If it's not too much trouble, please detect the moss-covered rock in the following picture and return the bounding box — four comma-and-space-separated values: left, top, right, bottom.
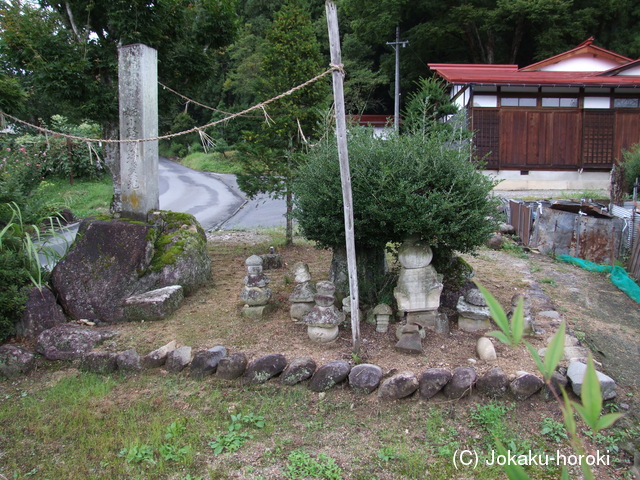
51, 211, 211, 322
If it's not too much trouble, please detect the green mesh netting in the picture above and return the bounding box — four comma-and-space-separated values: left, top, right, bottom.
557, 255, 640, 304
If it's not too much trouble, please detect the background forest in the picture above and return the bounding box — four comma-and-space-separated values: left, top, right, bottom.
1, 0, 639, 152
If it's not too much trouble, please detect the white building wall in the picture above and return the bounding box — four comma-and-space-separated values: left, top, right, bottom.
485, 169, 610, 191
540, 55, 621, 72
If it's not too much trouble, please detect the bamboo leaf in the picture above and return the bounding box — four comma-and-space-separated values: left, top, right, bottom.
581, 461, 596, 480
511, 297, 524, 346
596, 412, 623, 432
576, 355, 603, 431
524, 341, 547, 378
487, 330, 512, 346
560, 388, 577, 437
543, 321, 566, 381
474, 281, 511, 344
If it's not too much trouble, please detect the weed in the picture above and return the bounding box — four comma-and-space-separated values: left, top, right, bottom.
470, 401, 512, 439
164, 420, 187, 440
208, 412, 265, 454
540, 416, 568, 443
159, 443, 191, 462
118, 443, 156, 465
284, 449, 343, 480
376, 447, 399, 462
502, 241, 528, 259
350, 352, 364, 365
540, 277, 557, 286
209, 429, 253, 455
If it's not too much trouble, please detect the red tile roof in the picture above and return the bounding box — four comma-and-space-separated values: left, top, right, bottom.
428, 39, 639, 87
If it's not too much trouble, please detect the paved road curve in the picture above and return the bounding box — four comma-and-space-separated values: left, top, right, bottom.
159, 157, 245, 231
37, 158, 286, 269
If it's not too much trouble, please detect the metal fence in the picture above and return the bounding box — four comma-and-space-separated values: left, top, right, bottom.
628, 226, 640, 281
508, 200, 533, 246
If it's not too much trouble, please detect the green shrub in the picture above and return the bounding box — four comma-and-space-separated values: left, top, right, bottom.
0, 250, 30, 340
0, 202, 49, 341
293, 126, 498, 300
622, 143, 640, 193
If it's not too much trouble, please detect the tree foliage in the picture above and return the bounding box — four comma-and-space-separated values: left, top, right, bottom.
293, 127, 498, 255
236, 0, 329, 244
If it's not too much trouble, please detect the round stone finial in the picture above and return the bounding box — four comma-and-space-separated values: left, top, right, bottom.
293, 262, 312, 283
245, 255, 263, 267
372, 303, 393, 316
398, 239, 433, 269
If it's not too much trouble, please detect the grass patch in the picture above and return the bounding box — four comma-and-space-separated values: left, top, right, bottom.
179, 151, 244, 175
0, 372, 576, 480
43, 176, 113, 219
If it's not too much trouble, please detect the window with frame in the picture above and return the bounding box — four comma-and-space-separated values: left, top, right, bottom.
501, 97, 536, 107
613, 98, 639, 108
541, 98, 578, 107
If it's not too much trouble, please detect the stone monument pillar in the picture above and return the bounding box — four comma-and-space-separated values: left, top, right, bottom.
118, 43, 159, 220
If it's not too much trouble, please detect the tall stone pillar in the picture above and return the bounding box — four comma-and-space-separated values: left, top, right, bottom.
118, 44, 159, 219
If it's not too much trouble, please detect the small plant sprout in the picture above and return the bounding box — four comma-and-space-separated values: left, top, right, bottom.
474, 281, 623, 480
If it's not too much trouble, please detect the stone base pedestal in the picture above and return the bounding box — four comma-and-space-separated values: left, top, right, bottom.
395, 331, 423, 354
307, 325, 339, 344
242, 304, 274, 320
458, 315, 491, 332
407, 310, 450, 334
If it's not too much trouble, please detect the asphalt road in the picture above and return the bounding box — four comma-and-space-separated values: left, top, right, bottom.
37, 158, 286, 269
158, 158, 245, 231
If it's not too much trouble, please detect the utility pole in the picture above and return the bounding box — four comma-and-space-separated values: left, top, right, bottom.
387, 26, 408, 131
326, 0, 361, 354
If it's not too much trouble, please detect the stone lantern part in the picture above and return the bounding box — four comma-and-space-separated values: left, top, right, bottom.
372, 303, 393, 333
289, 262, 316, 321
302, 280, 344, 344
241, 255, 272, 319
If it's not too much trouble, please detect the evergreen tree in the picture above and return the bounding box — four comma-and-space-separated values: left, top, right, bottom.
236, 0, 329, 245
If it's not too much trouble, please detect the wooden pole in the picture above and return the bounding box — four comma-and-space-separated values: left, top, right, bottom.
325, 1, 361, 354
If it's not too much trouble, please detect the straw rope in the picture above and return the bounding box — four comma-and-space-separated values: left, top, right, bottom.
0, 65, 341, 145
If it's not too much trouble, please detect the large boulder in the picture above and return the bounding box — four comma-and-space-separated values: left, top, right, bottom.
476, 367, 509, 398
123, 286, 184, 322
443, 367, 477, 399
378, 372, 419, 400
349, 364, 383, 394
80, 352, 118, 374
16, 287, 67, 339
51, 219, 154, 322
217, 352, 248, 380
142, 341, 177, 369
567, 361, 617, 400
418, 368, 452, 399
51, 212, 211, 323
36, 324, 118, 361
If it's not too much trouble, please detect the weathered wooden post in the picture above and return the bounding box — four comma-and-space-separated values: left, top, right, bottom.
325, 1, 361, 353
118, 43, 159, 219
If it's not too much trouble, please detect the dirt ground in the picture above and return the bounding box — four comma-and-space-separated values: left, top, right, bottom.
111, 231, 639, 402
4, 230, 639, 479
